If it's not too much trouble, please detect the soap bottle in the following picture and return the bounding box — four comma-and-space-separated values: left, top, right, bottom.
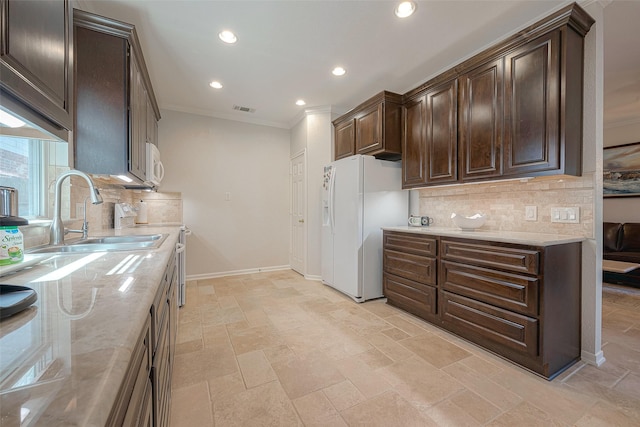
136, 199, 148, 224
0, 225, 24, 265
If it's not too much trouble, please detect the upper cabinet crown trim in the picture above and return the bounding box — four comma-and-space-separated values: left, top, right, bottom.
332, 90, 402, 126
404, 2, 594, 100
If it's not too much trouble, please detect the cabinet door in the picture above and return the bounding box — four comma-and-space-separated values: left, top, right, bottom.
355, 103, 382, 154
503, 31, 560, 177
334, 119, 355, 160
425, 79, 458, 184
0, 0, 72, 133
146, 96, 158, 146
459, 59, 503, 181
402, 95, 427, 188
75, 25, 129, 175
129, 52, 145, 181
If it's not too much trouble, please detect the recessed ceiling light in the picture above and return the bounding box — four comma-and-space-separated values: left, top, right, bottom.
209, 81, 223, 89
395, 1, 416, 18
296, 100, 306, 106
332, 66, 346, 76
218, 30, 237, 44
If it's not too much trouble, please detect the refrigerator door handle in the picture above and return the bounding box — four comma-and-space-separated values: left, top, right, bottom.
329, 167, 336, 234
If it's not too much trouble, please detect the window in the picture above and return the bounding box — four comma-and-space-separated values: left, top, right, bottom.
0, 135, 69, 219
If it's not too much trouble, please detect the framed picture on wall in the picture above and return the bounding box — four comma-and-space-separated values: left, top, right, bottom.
603, 141, 640, 197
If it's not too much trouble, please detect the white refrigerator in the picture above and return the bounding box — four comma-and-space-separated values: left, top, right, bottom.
321, 155, 408, 302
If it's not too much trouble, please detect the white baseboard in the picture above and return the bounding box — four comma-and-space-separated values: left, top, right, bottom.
581, 349, 606, 367
186, 265, 291, 281
304, 274, 322, 281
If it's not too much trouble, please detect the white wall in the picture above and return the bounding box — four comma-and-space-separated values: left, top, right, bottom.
159, 110, 291, 277
603, 121, 640, 223
290, 107, 332, 279
305, 109, 332, 278
582, 0, 605, 367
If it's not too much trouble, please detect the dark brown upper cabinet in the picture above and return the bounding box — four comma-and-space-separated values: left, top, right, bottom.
73, 9, 160, 184
458, 58, 503, 181
401, 2, 593, 189
402, 95, 427, 187
0, 0, 73, 140
333, 91, 402, 161
503, 26, 586, 178
404, 79, 458, 189
425, 79, 458, 185
334, 119, 355, 161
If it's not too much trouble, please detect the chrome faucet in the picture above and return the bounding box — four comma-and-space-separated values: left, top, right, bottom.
50, 170, 103, 245
66, 196, 91, 240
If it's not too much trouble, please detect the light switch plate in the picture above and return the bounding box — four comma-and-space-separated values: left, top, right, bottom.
550, 207, 580, 223
525, 206, 537, 221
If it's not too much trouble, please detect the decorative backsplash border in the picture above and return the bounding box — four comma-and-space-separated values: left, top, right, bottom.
417, 173, 595, 238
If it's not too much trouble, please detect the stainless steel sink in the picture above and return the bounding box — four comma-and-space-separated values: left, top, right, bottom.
78, 234, 167, 245
27, 234, 169, 254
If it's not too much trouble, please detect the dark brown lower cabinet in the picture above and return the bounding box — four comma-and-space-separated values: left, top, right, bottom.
383, 232, 438, 322
383, 274, 437, 321
383, 231, 581, 379
109, 248, 177, 427
151, 249, 178, 427
108, 317, 152, 427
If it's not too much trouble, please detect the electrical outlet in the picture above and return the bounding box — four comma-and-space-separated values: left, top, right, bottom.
550, 207, 580, 223
525, 206, 537, 221
225, 192, 231, 201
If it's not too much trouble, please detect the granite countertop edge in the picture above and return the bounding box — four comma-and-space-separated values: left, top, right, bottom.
382, 226, 587, 246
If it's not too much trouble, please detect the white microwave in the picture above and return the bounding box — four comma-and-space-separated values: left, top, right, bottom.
146, 142, 165, 186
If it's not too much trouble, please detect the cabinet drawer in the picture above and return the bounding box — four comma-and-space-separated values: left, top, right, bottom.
441, 291, 538, 358
441, 261, 539, 316
384, 232, 437, 257
383, 273, 436, 320
384, 249, 436, 285
441, 239, 539, 274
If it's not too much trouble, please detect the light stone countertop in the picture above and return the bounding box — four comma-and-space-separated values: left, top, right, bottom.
382, 226, 586, 246
0, 225, 182, 426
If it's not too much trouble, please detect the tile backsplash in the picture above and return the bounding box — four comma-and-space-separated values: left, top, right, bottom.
417, 173, 594, 238
22, 176, 182, 248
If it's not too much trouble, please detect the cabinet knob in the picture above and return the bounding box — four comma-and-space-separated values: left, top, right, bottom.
298, 219, 304, 223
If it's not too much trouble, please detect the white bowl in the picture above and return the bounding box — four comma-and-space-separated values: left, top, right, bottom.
451, 213, 486, 231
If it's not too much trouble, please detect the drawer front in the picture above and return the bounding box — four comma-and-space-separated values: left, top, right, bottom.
383, 273, 437, 319
441, 291, 538, 358
384, 249, 436, 285
384, 231, 437, 257
441, 261, 539, 316
441, 239, 539, 274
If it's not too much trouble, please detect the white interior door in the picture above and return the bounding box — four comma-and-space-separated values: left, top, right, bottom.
290, 151, 306, 274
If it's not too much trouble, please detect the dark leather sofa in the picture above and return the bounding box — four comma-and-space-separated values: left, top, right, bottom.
603, 222, 640, 287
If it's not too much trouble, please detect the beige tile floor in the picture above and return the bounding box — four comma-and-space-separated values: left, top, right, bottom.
169, 270, 640, 426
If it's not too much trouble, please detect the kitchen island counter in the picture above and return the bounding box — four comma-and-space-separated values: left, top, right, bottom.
0, 226, 181, 426
382, 226, 586, 247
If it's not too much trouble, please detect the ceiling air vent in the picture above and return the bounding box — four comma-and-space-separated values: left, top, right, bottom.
233, 105, 256, 113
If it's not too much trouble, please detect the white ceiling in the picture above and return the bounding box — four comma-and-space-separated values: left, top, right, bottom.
79, 0, 639, 130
